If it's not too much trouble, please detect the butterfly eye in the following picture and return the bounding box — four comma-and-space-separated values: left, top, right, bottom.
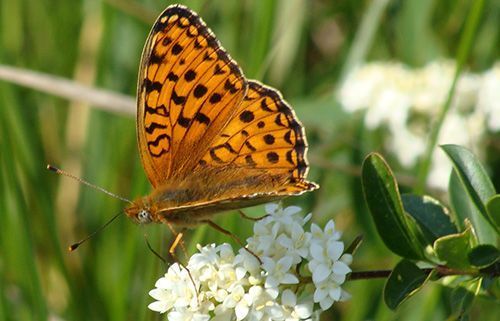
137, 209, 152, 224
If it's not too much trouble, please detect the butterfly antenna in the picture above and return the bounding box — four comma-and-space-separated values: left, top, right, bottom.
47, 164, 133, 204
69, 210, 123, 251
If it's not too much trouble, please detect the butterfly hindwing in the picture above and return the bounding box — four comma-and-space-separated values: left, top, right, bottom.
198, 80, 318, 195
137, 5, 247, 187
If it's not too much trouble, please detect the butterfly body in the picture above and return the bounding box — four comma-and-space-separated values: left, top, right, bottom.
125, 165, 315, 227
128, 5, 318, 228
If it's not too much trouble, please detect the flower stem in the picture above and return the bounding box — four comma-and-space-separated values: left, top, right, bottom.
347, 264, 500, 281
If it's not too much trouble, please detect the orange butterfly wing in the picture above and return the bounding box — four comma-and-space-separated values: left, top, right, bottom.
197, 80, 318, 196
137, 5, 247, 188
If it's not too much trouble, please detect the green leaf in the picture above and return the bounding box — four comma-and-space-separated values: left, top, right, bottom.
449, 170, 470, 231
384, 259, 430, 310
362, 153, 425, 260
345, 235, 363, 255
448, 282, 478, 321
402, 194, 458, 245
486, 195, 500, 230
442, 144, 499, 239
468, 244, 500, 268
434, 224, 476, 270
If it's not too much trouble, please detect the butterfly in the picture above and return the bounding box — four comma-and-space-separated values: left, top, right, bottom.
124, 4, 318, 233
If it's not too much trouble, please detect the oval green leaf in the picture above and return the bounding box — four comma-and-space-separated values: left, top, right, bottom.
449, 170, 470, 231
468, 244, 500, 268
384, 259, 430, 310
434, 224, 475, 270
486, 195, 500, 230
402, 194, 458, 244
362, 153, 425, 260
448, 282, 478, 320
441, 144, 499, 239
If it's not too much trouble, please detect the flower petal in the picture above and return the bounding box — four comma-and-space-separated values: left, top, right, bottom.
332, 261, 351, 275
312, 264, 330, 284
265, 203, 279, 214
281, 273, 299, 284
314, 287, 327, 302
319, 296, 334, 311
148, 301, 169, 313
281, 289, 297, 306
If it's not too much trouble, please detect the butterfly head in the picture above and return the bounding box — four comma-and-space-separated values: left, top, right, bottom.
125, 200, 156, 224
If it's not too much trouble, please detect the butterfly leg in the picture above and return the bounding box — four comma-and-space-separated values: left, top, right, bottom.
168, 231, 185, 258
203, 219, 262, 265
164, 223, 190, 260
165, 224, 199, 298
144, 234, 168, 266
238, 209, 269, 221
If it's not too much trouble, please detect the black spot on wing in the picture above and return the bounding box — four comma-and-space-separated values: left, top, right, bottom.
167, 72, 179, 82
177, 115, 191, 128
172, 90, 186, 105
184, 70, 196, 81
209, 148, 224, 163
194, 84, 208, 98
149, 53, 163, 64
261, 98, 273, 112
224, 79, 238, 94
209, 93, 222, 104
286, 150, 294, 165
145, 103, 169, 117
267, 152, 279, 164
239, 110, 254, 123
145, 122, 168, 134
147, 134, 171, 156
263, 134, 275, 145
194, 112, 210, 125
145, 79, 163, 92
214, 64, 226, 75
162, 37, 173, 46
245, 155, 256, 166
171, 43, 183, 55
204, 51, 215, 61
245, 141, 256, 152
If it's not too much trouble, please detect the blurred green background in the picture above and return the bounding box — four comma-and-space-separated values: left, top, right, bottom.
0, 0, 499, 320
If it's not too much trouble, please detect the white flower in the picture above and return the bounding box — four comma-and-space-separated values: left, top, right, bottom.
313, 276, 344, 310
167, 309, 210, 321
277, 222, 311, 263
148, 204, 353, 319
221, 285, 252, 320
310, 220, 341, 245
477, 63, 500, 131
262, 256, 299, 289
148, 289, 173, 313
281, 290, 314, 321
307, 219, 351, 311
338, 60, 499, 190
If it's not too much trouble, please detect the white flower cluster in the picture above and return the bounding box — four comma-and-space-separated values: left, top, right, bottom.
148, 204, 352, 321
338, 60, 500, 190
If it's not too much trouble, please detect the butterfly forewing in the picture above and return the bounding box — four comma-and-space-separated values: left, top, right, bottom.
137, 5, 247, 187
